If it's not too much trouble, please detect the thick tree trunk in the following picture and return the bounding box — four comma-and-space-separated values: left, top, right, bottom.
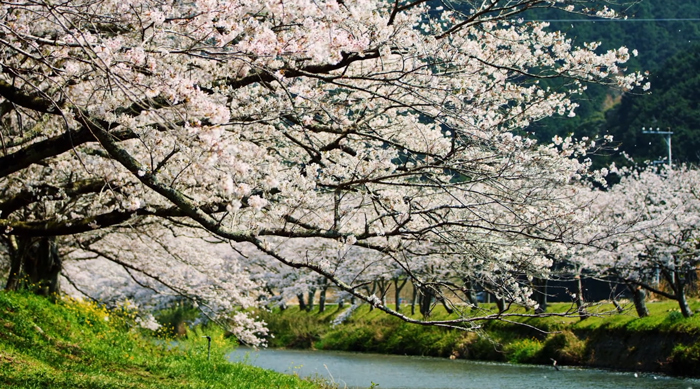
419, 287, 434, 317
297, 293, 307, 311
411, 282, 418, 315
393, 277, 407, 311
4, 236, 23, 291
462, 278, 479, 309
366, 282, 377, 311
574, 275, 587, 320
5, 236, 62, 296
377, 279, 389, 306
532, 277, 548, 313
674, 271, 693, 318
678, 292, 693, 318
306, 288, 316, 312
495, 296, 506, 313
629, 284, 649, 318
318, 285, 328, 313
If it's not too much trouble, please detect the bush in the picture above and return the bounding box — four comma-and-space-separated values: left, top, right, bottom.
504, 338, 543, 363
670, 343, 700, 375
462, 333, 505, 361
539, 331, 586, 365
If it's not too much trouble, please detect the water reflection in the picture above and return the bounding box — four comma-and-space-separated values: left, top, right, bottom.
227, 347, 698, 389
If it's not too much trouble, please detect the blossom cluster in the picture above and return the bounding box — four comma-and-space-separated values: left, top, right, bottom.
0, 0, 646, 333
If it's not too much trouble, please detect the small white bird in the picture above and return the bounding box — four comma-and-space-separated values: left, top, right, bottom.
550, 358, 560, 371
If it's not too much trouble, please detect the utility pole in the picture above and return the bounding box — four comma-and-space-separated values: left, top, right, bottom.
641, 127, 673, 170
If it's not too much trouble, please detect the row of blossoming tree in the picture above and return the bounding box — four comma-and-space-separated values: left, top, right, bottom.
242, 164, 700, 323
574, 166, 700, 318
2, 0, 687, 344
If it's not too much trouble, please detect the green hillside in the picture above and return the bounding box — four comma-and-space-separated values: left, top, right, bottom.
511, 0, 700, 160
0, 291, 330, 389
602, 44, 700, 164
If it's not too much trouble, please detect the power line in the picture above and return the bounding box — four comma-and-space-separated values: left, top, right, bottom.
525, 18, 700, 23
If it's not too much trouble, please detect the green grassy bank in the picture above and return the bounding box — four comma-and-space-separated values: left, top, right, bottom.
260, 300, 700, 377
0, 291, 331, 389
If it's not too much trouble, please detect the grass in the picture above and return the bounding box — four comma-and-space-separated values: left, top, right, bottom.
0, 291, 333, 389
259, 298, 700, 376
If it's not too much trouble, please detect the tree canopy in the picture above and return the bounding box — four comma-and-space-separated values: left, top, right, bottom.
0, 0, 646, 340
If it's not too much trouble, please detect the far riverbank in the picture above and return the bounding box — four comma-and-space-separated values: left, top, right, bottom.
258, 300, 700, 377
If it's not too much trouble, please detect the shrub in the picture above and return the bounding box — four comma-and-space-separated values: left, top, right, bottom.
539, 331, 586, 365
669, 343, 700, 375
504, 338, 543, 363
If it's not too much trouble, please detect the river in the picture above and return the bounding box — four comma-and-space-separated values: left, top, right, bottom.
227, 347, 698, 389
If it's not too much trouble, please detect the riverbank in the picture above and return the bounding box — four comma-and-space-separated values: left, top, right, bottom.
259, 300, 700, 377
0, 291, 332, 389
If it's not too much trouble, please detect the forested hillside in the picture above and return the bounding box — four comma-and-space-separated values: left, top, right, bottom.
544, 0, 700, 71
510, 0, 700, 162
603, 44, 700, 164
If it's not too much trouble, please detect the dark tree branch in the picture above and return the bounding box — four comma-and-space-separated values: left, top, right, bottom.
0, 179, 108, 216
0, 78, 62, 115
0, 126, 137, 179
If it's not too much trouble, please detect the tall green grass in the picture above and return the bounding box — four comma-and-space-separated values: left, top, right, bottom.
0, 291, 333, 389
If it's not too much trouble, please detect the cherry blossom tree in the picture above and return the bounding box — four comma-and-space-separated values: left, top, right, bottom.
538, 182, 624, 316
587, 166, 700, 318
64, 224, 272, 343
1, 0, 645, 335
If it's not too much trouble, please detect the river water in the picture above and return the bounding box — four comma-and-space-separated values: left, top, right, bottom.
227, 347, 698, 389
